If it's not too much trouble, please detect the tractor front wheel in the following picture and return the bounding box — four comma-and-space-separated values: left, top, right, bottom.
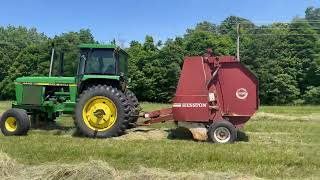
0, 108, 30, 136
74, 85, 130, 138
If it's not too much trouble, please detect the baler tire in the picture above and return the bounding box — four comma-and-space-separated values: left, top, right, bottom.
125, 89, 140, 128
208, 120, 237, 144
74, 85, 130, 138
0, 108, 30, 136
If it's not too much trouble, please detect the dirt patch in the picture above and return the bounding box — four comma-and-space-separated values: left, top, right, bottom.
0, 151, 261, 180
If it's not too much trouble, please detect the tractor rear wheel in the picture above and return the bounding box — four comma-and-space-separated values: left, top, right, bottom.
74, 85, 130, 138
208, 120, 237, 143
125, 89, 140, 128
0, 108, 30, 136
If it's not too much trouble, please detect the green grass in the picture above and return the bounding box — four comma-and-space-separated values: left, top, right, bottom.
0, 101, 11, 113
0, 102, 319, 179
140, 102, 171, 112
259, 105, 320, 115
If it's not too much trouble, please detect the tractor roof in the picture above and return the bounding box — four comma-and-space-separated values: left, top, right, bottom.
78, 43, 128, 56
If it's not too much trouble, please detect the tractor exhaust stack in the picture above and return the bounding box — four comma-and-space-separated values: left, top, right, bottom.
49, 44, 55, 77
60, 52, 64, 76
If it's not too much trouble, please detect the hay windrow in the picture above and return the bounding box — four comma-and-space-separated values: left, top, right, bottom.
252, 112, 320, 122
0, 152, 22, 179
119, 166, 260, 180
0, 151, 261, 180
22, 160, 116, 180
112, 127, 169, 140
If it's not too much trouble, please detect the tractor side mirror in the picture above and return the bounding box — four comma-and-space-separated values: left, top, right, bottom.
78, 55, 86, 75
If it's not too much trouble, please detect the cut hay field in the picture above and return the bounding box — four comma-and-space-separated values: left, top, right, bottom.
0, 101, 319, 179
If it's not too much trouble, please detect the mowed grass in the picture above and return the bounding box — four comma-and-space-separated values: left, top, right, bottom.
259, 105, 320, 115
0, 101, 319, 179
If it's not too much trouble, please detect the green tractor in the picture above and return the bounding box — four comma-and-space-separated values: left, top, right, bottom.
0, 44, 140, 138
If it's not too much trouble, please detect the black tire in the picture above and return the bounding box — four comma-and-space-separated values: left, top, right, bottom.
0, 108, 30, 136
125, 89, 140, 128
74, 85, 130, 138
208, 120, 237, 143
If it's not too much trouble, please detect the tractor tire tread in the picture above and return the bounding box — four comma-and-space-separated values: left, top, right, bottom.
74, 85, 130, 138
0, 108, 30, 136
125, 89, 140, 127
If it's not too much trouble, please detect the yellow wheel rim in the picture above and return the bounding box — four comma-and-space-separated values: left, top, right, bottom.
5, 117, 17, 132
82, 96, 117, 131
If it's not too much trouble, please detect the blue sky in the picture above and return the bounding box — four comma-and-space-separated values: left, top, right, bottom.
0, 0, 319, 44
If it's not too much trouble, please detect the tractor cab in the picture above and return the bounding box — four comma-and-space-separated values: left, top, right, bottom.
76, 44, 129, 92
77, 44, 128, 77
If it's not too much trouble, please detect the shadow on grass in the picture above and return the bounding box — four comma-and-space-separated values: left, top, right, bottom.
237, 130, 249, 142
32, 122, 249, 142
167, 128, 249, 142
31, 121, 78, 136
31, 120, 66, 130
167, 127, 193, 140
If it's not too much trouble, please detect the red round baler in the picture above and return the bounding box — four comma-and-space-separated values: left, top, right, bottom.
144, 52, 258, 143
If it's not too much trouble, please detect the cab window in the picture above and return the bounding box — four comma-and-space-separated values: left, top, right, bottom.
85, 49, 116, 75
119, 52, 128, 75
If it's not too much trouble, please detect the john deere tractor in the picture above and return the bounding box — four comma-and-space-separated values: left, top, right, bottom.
0, 44, 140, 138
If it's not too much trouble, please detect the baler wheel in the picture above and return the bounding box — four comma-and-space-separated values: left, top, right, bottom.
125, 89, 140, 128
74, 85, 130, 138
0, 108, 30, 136
208, 120, 237, 143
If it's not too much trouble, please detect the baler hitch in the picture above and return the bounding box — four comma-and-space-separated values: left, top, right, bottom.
140, 108, 173, 125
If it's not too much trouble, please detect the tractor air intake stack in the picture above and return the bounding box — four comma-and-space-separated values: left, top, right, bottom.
60, 52, 64, 76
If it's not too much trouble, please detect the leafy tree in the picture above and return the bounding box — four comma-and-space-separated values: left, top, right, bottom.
186, 21, 218, 34
0, 43, 50, 98
51, 29, 94, 76
267, 74, 300, 104
305, 7, 320, 32
184, 23, 235, 56
127, 36, 183, 102
0, 26, 48, 99
303, 86, 320, 104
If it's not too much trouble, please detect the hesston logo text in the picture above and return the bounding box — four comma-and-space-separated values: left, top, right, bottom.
172, 103, 207, 108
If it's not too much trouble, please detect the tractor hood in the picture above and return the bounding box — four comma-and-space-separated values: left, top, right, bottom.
15, 76, 76, 85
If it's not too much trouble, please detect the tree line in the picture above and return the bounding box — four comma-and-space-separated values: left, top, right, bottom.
0, 7, 319, 105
